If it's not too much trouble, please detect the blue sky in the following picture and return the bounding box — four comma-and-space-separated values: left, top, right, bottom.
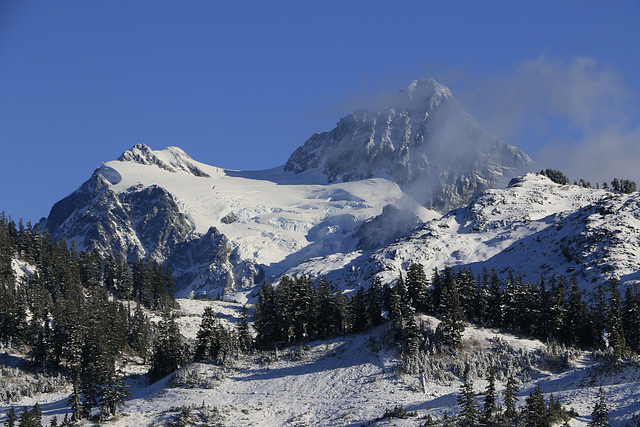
1, 1, 639, 222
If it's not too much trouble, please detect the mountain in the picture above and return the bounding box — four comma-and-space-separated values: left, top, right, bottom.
285, 79, 532, 212
287, 173, 640, 289
43, 79, 535, 295
43, 144, 434, 296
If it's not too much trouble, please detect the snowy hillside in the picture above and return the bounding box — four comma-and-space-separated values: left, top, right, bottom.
3, 298, 639, 426
288, 173, 640, 289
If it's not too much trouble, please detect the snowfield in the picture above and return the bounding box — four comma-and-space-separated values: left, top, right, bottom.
2, 298, 639, 426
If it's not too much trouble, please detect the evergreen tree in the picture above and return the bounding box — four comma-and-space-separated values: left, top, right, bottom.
623, 283, 640, 354
254, 280, 280, 348
406, 261, 429, 311
565, 276, 592, 347
5, 406, 17, 427
127, 304, 152, 362
457, 374, 477, 426
403, 304, 422, 355
98, 371, 130, 420
607, 279, 626, 358
503, 376, 519, 421
520, 386, 549, 427
32, 404, 42, 427
486, 269, 502, 327
590, 283, 609, 350
148, 313, 186, 383
388, 279, 405, 334
194, 306, 237, 365
237, 305, 253, 354
481, 367, 497, 425
366, 277, 385, 327
588, 388, 610, 427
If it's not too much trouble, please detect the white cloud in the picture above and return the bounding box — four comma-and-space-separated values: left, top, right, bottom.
455, 55, 640, 184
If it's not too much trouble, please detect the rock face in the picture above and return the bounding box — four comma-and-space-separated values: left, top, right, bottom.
44, 160, 262, 295
119, 143, 211, 177
285, 79, 532, 212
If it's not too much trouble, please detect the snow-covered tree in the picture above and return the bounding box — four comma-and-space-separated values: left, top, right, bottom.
588, 388, 610, 427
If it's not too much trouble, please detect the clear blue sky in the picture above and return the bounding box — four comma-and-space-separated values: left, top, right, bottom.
1, 0, 639, 222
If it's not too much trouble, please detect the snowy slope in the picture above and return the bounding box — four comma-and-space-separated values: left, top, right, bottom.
289, 173, 640, 289
3, 299, 639, 426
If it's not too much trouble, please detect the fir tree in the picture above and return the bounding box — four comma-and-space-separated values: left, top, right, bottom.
127, 304, 152, 362
503, 376, 519, 421
481, 367, 497, 425
588, 388, 610, 427
148, 313, 186, 383
237, 305, 253, 354
607, 279, 626, 358
32, 404, 42, 427
406, 261, 428, 311
520, 386, 549, 427
457, 373, 477, 426
5, 406, 17, 427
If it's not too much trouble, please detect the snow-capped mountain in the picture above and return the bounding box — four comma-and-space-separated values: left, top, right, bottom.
288, 173, 640, 290
285, 79, 532, 212
44, 144, 435, 296
44, 79, 536, 296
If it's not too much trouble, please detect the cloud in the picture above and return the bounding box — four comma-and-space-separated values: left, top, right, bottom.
455, 55, 640, 184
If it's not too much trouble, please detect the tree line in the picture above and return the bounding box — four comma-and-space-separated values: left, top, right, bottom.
0, 213, 175, 422
540, 168, 637, 193
251, 262, 640, 361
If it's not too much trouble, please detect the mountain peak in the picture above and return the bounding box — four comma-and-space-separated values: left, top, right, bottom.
284, 78, 532, 211
390, 78, 453, 111
118, 144, 210, 178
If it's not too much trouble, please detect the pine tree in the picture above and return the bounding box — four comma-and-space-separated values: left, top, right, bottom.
521, 386, 549, 427
127, 304, 152, 362
588, 388, 610, 427
32, 404, 42, 427
486, 269, 502, 327
254, 280, 280, 348
503, 376, 519, 421
457, 374, 477, 426
388, 280, 405, 334
607, 279, 626, 358
5, 406, 17, 427
98, 372, 130, 420
18, 406, 32, 427
195, 306, 236, 365
590, 283, 609, 350
237, 305, 253, 354
565, 276, 591, 347
148, 313, 186, 383
481, 367, 497, 425
406, 261, 428, 311
623, 283, 640, 354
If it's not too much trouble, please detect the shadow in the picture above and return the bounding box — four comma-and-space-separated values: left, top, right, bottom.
223, 167, 328, 186
0, 352, 27, 369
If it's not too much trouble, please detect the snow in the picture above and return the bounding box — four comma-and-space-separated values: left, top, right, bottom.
293, 173, 640, 291
3, 301, 639, 426
97, 147, 436, 289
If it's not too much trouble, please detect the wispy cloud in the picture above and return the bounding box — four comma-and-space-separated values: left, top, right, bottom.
455, 55, 640, 184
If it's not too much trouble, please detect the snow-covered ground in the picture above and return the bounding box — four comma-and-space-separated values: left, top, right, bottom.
2, 298, 639, 426
290, 173, 640, 291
